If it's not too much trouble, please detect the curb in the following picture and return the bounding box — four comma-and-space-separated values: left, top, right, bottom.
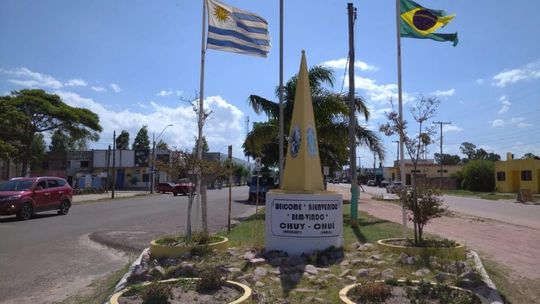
469, 250, 504, 304
104, 247, 150, 304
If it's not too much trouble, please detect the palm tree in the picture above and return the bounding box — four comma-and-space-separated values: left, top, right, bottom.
243, 65, 384, 173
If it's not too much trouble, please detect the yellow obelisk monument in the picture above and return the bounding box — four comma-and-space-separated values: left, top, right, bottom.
265, 51, 343, 255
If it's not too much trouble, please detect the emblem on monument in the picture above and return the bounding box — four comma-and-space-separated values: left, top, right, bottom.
290, 125, 301, 158
306, 127, 317, 157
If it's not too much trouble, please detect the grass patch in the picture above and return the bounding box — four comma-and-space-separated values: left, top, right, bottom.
482, 258, 540, 304
442, 190, 516, 201
58, 262, 130, 304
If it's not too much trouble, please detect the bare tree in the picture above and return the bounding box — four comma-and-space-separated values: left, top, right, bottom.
379, 96, 440, 245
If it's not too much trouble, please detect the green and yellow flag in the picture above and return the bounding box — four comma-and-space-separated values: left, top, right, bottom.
400, 0, 458, 46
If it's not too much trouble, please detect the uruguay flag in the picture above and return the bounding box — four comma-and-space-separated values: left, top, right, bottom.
206, 0, 271, 57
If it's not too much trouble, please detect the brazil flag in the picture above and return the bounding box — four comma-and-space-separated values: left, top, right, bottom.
400, 0, 458, 46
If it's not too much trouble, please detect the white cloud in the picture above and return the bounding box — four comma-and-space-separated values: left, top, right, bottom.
491, 119, 505, 127
110, 83, 122, 93
432, 89, 455, 97
442, 125, 462, 132
65, 78, 87, 87
1, 67, 63, 89
491, 117, 532, 128
510, 117, 532, 128
55, 91, 245, 154
497, 95, 511, 114
137, 102, 147, 109
345, 75, 413, 104
92, 86, 106, 92
321, 58, 378, 71
157, 90, 174, 97
492, 61, 540, 87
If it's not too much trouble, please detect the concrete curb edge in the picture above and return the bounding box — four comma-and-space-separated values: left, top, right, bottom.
104, 247, 149, 304
469, 250, 504, 304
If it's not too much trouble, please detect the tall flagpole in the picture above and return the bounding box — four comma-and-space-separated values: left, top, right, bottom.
278, 0, 284, 185
396, 0, 407, 238
197, 0, 208, 232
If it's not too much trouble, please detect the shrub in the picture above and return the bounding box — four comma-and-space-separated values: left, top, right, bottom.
461, 160, 495, 192
196, 267, 225, 292
349, 281, 392, 302
141, 282, 172, 304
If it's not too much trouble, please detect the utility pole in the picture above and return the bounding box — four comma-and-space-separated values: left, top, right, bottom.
347, 2, 358, 227
227, 145, 233, 234
393, 140, 399, 181
106, 145, 111, 194
151, 133, 155, 194
433, 121, 451, 189
112, 131, 116, 199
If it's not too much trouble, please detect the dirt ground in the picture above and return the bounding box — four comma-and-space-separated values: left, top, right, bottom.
328, 185, 540, 281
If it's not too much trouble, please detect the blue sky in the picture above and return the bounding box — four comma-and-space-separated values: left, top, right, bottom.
1, 0, 539, 166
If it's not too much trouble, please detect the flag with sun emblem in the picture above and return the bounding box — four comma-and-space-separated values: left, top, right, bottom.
400, 0, 458, 46
206, 0, 270, 57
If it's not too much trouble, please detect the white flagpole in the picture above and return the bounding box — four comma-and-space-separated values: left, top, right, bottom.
278, 0, 284, 185
197, 0, 208, 233
396, 0, 407, 238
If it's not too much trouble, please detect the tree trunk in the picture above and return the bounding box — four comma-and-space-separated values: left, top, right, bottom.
201, 184, 208, 233
186, 192, 194, 243
20, 143, 32, 177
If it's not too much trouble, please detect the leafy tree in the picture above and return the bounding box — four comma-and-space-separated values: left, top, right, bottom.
459, 142, 476, 160
461, 160, 495, 192
380, 96, 440, 245
434, 153, 461, 165
244, 65, 384, 172
397, 182, 447, 244
459, 142, 500, 162
30, 133, 46, 172
156, 139, 169, 150
1, 89, 102, 176
116, 130, 130, 150
234, 165, 249, 185
133, 125, 150, 150
193, 136, 209, 154
522, 153, 540, 160
49, 129, 89, 152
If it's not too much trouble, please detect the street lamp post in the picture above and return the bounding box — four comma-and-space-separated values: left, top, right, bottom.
151, 124, 173, 194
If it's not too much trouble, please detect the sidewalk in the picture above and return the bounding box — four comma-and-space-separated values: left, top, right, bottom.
72, 190, 149, 203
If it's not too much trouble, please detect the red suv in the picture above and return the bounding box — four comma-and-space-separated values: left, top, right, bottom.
0, 177, 73, 220
157, 179, 195, 196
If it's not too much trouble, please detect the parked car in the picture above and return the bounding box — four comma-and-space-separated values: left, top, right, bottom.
177, 178, 195, 195
386, 181, 404, 194
157, 180, 195, 196
380, 180, 389, 188
248, 176, 275, 203
367, 179, 376, 186
0, 176, 73, 220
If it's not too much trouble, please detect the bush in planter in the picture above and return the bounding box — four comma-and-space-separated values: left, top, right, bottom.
397, 181, 447, 246
349, 281, 392, 303
141, 281, 173, 304
196, 267, 226, 293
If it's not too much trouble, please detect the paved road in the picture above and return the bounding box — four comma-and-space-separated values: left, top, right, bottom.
0, 187, 255, 304
337, 183, 540, 230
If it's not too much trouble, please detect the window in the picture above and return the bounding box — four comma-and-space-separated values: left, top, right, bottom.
521, 170, 532, 181
80, 161, 89, 168
56, 179, 66, 186
496, 172, 506, 181
37, 181, 47, 189
437, 169, 448, 173
47, 179, 59, 188
410, 170, 421, 173
142, 174, 149, 182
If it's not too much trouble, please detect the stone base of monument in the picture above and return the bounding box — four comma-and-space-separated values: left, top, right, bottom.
265, 191, 343, 256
